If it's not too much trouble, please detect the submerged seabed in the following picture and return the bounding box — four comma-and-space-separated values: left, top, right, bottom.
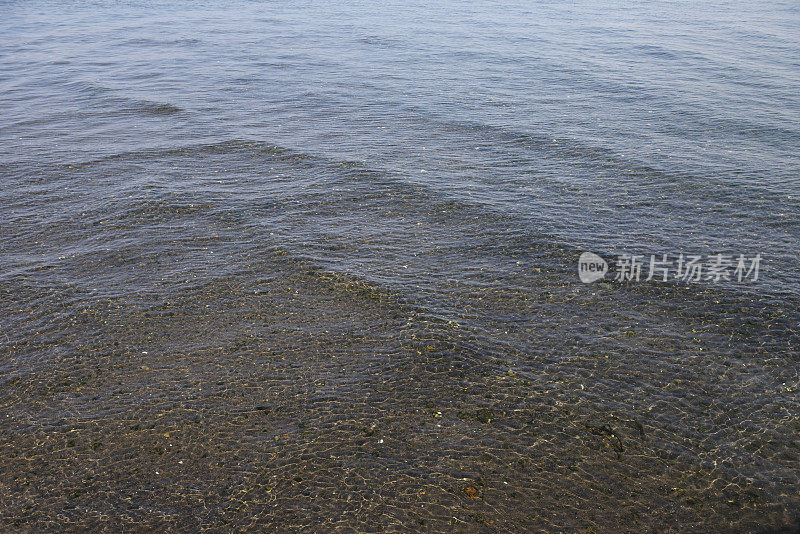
0, 142, 798, 532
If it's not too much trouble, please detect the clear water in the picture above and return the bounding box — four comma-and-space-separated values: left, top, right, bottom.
1, 0, 799, 531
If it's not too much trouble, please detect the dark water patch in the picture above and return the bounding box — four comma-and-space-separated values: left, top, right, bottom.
119, 37, 201, 47
127, 101, 183, 115
357, 35, 405, 49
51, 140, 321, 170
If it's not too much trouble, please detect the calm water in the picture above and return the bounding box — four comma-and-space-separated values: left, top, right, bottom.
1, 0, 799, 531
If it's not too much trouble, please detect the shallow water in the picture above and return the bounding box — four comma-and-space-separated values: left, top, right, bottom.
1, 0, 799, 531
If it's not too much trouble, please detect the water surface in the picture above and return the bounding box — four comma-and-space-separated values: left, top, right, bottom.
1, 0, 799, 531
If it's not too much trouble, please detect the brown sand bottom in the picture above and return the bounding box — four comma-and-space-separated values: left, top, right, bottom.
1, 264, 798, 532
